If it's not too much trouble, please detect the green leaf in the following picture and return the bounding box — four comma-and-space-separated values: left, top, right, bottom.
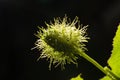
100, 24, 120, 80
108, 24, 120, 78
70, 74, 84, 80
100, 76, 110, 80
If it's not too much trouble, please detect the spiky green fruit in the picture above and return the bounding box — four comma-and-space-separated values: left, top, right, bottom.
34, 16, 89, 70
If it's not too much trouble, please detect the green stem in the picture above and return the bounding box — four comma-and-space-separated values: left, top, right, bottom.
104, 67, 120, 80
77, 48, 119, 80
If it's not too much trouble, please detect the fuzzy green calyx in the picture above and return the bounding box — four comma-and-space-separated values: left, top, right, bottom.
34, 16, 89, 70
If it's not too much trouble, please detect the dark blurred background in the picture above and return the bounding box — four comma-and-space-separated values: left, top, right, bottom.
1, 0, 120, 80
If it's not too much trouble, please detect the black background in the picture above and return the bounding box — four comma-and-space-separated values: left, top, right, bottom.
1, 0, 120, 80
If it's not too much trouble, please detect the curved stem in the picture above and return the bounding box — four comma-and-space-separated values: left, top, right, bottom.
77, 48, 119, 80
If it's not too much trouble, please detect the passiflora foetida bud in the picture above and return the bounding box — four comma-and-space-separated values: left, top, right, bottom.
33, 16, 89, 70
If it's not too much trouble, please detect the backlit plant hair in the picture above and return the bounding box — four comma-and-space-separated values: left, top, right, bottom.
34, 16, 89, 70
33, 16, 119, 80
